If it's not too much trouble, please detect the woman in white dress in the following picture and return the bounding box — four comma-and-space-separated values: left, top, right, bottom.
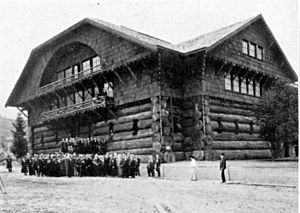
190, 155, 197, 181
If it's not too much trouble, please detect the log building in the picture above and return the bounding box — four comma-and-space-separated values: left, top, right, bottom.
6, 15, 297, 160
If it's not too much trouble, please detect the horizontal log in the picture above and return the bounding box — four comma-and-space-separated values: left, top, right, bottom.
33, 126, 49, 134
211, 121, 259, 133
209, 98, 251, 110
117, 103, 152, 117
212, 149, 272, 160
212, 141, 270, 150
112, 128, 153, 142
34, 147, 61, 154
93, 126, 110, 136
173, 142, 183, 151
34, 141, 61, 150
173, 132, 184, 143
209, 113, 255, 124
114, 121, 134, 133
182, 110, 195, 119
35, 131, 55, 138
34, 135, 57, 144
209, 105, 253, 116
137, 119, 152, 129
108, 147, 154, 155
182, 118, 194, 127
107, 137, 153, 151
213, 132, 262, 141
96, 111, 152, 128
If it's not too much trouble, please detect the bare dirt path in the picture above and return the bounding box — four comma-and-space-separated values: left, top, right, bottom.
0, 166, 297, 213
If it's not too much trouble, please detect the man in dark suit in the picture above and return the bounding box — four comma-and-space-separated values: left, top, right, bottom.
6, 155, 12, 172
220, 153, 226, 183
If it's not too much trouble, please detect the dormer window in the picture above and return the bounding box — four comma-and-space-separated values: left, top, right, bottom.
242, 40, 263, 60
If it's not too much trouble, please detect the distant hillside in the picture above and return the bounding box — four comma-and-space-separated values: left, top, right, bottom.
0, 115, 14, 138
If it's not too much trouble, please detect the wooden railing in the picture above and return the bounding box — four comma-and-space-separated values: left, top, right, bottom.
41, 96, 113, 121
39, 65, 103, 95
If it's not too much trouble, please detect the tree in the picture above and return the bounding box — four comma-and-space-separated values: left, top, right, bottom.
253, 81, 298, 158
11, 113, 28, 158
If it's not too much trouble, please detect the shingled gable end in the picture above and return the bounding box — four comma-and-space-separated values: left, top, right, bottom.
6, 15, 297, 161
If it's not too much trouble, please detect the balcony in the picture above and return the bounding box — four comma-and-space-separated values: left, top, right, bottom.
41, 95, 113, 121
39, 65, 104, 96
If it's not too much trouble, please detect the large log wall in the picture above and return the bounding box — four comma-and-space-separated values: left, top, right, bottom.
206, 97, 271, 160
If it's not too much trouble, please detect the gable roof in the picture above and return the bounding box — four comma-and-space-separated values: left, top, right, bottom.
6, 14, 297, 107
173, 16, 257, 53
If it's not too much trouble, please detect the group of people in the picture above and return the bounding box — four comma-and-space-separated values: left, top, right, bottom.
20, 152, 142, 178
60, 137, 108, 155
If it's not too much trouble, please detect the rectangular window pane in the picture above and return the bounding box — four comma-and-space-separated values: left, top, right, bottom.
73, 64, 79, 79
241, 78, 247, 94
248, 79, 254, 95
92, 56, 101, 72
66, 94, 73, 106
233, 77, 239, 92
57, 71, 64, 80
82, 59, 91, 76
84, 88, 92, 100
225, 74, 232, 90
242, 40, 248, 54
257, 46, 263, 60
249, 43, 256, 57
65, 67, 72, 83
255, 81, 261, 97
61, 95, 67, 107
75, 91, 83, 103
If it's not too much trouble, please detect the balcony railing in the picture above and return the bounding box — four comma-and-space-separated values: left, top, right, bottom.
41, 96, 113, 121
39, 65, 103, 95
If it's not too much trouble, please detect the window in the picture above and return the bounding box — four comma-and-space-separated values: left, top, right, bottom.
84, 88, 93, 100
75, 91, 83, 103
255, 81, 261, 97
57, 70, 65, 80
242, 40, 248, 54
257, 46, 263, 60
248, 79, 254, 96
224, 73, 261, 97
92, 85, 100, 97
103, 82, 113, 97
92, 56, 101, 72
241, 78, 247, 94
66, 93, 73, 106
61, 95, 67, 107
65, 67, 72, 83
82, 59, 91, 75
225, 74, 232, 90
233, 77, 239, 92
73, 64, 79, 79
249, 43, 256, 57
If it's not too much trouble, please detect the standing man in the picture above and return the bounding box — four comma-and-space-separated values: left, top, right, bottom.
6, 155, 12, 172
155, 154, 161, 177
220, 153, 226, 183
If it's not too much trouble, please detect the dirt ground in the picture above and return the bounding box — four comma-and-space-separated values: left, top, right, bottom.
0, 166, 297, 213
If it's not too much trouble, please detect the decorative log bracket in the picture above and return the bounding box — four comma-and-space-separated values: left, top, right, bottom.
127, 66, 137, 81
113, 70, 125, 85
17, 107, 28, 118
215, 62, 226, 75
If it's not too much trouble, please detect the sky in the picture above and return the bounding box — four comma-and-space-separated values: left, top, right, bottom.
0, 0, 298, 119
